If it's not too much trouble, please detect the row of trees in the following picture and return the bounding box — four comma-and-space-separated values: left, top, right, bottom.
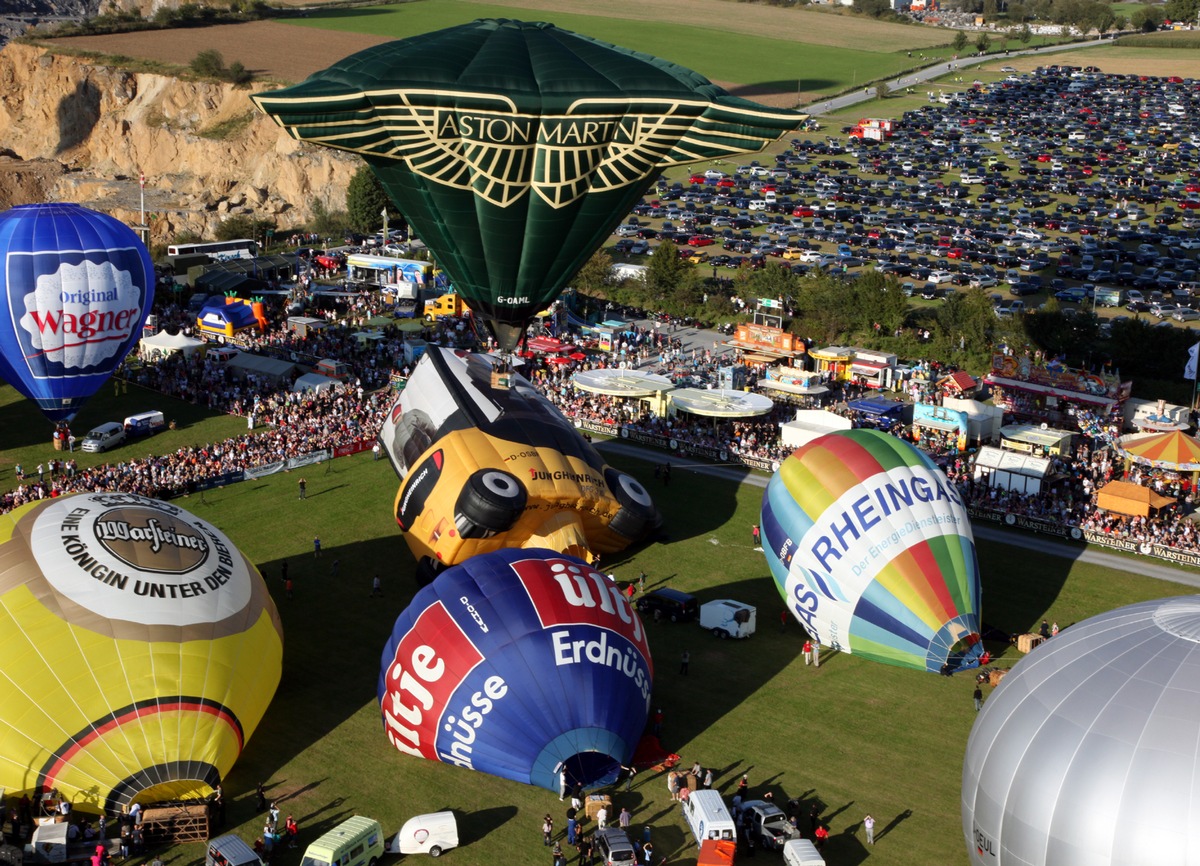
572, 244, 1194, 394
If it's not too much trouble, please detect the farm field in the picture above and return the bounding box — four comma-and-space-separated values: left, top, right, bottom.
47, 0, 944, 102
0, 378, 1196, 866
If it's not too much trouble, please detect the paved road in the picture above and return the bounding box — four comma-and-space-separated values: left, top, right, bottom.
595, 438, 1200, 590
806, 36, 1113, 115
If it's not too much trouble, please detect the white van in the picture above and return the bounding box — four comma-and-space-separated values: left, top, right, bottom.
386, 812, 458, 858
123, 410, 166, 438
300, 817, 384, 866
81, 421, 126, 453
783, 838, 826, 866
682, 790, 736, 846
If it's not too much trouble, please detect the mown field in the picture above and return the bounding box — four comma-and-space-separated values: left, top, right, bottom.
0, 378, 1196, 866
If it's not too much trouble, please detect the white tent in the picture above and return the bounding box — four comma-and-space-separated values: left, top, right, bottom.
139, 329, 205, 358
779, 409, 853, 449
942, 397, 1005, 444
292, 373, 341, 393
226, 352, 297, 382
972, 445, 1052, 494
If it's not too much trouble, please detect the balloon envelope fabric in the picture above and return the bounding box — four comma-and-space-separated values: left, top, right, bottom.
0, 493, 283, 813
379, 548, 652, 791
252, 18, 800, 350
761, 429, 982, 673
0, 203, 154, 422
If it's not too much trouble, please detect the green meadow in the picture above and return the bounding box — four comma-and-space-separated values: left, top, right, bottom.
0, 381, 1192, 866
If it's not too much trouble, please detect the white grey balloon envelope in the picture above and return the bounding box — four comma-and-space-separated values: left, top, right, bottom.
962, 596, 1200, 866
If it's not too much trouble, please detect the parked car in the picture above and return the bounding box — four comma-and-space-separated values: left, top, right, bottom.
738, 800, 801, 851
699, 600, 756, 639
595, 828, 637, 866
637, 588, 699, 623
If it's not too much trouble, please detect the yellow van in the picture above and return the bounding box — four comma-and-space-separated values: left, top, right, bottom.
300, 817, 384, 866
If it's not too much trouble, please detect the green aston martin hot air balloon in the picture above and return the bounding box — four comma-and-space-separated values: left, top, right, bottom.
252, 18, 802, 351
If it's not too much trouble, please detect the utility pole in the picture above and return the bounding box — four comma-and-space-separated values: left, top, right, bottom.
135, 171, 149, 247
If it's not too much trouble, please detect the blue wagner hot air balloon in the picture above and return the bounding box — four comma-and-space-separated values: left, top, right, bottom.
379, 549, 653, 791
0, 203, 155, 422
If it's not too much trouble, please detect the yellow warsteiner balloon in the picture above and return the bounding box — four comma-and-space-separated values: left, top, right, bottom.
0, 493, 282, 813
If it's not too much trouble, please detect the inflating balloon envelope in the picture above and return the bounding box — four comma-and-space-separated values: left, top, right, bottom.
761, 430, 983, 673
0, 203, 155, 423
379, 346, 660, 574
252, 18, 801, 350
0, 493, 283, 813
379, 548, 652, 791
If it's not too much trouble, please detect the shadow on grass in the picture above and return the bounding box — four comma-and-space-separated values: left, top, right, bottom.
594, 446, 747, 558
725, 78, 838, 101
224, 534, 419, 805
459, 805, 518, 847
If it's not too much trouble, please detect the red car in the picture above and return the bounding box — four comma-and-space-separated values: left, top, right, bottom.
947, 248, 965, 259
792, 206, 815, 217
717, 178, 736, 188
687, 235, 714, 246
689, 174, 706, 184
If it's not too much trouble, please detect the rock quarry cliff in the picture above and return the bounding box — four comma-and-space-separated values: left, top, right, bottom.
0, 42, 358, 244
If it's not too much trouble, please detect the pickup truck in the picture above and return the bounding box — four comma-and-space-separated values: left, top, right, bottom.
738, 800, 800, 851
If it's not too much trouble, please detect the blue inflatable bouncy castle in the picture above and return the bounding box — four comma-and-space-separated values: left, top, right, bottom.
379, 549, 653, 791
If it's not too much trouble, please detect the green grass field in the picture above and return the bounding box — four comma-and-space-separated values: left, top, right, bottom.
283, 0, 926, 97
0, 380, 1194, 866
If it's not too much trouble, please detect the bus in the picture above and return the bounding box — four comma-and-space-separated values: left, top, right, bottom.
166, 239, 259, 261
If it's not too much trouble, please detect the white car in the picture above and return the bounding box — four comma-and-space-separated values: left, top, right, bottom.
1178, 238, 1200, 250
704, 169, 727, 180
928, 270, 954, 284
1173, 308, 1200, 322
970, 276, 998, 289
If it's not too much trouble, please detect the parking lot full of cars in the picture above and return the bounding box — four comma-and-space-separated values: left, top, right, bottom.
610, 64, 1200, 330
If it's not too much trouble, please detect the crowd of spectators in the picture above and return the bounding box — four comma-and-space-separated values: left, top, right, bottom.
6, 304, 1200, 559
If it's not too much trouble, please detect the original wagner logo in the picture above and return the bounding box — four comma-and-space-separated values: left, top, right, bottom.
93, 506, 210, 574
13, 253, 146, 373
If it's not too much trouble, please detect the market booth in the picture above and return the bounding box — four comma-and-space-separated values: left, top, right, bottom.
572, 368, 675, 417
1095, 480, 1176, 517
943, 397, 1004, 445
757, 366, 828, 401
983, 352, 1128, 430
670, 388, 774, 421
1000, 424, 1075, 458
912, 402, 969, 452
1122, 397, 1191, 433
848, 348, 898, 390
972, 446, 1053, 494
809, 346, 855, 382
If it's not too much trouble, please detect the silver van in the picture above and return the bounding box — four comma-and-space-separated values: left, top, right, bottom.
81, 422, 126, 453
207, 836, 263, 866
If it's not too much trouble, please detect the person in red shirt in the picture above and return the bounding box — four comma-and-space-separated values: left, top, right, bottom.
815, 824, 829, 850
